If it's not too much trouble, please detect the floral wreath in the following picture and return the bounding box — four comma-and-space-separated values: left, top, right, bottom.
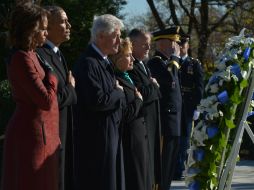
185, 29, 254, 190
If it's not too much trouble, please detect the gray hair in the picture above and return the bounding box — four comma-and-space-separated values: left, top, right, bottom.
128, 28, 151, 41
91, 14, 124, 42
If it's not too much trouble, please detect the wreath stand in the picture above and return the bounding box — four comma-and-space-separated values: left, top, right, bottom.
218, 69, 254, 190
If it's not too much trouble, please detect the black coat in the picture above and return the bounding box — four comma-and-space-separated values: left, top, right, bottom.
180, 56, 204, 117
116, 76, 151, 190
128, 59, 161, 185
73, 44, 125, 190
147, 51, 182, 137
36, 45, 77, 190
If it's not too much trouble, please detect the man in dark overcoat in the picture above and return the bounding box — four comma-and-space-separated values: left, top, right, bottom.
128, 28, 161, 190
174, 34, 204, 179
72, 14, 126, 190
36, 6, 76, 190
147, 26, 182, 190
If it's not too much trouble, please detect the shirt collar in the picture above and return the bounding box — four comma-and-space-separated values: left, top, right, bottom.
91, 43, 108, 60
181, 54, 188, 61
46, 40, 59, 54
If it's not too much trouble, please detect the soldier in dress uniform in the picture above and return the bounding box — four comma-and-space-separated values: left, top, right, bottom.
147, 26, 182, 190
174, 34, 204, 180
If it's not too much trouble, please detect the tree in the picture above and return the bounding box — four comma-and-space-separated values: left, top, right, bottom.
146, 0, 254, 67
0, 0, 127, 81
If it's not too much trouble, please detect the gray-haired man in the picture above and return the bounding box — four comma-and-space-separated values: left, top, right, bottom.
73, 14, 126, 190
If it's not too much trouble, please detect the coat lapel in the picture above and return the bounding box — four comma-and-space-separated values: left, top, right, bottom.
41, 44, 67, 81
117, 76, 136, 91
134, 59, 148, 77
86, 45, 116, 87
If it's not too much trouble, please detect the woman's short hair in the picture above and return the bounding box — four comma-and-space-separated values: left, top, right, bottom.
91, 14, 124, 42
9, 2, 48, 50
109, 38, 132, 65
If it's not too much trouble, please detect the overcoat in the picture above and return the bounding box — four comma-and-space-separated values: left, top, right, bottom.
36, 44, 77, 190
116, 75, 151, 190
2, 50, 60, 190
127, 59, 161, 185
73, 44, 125, 190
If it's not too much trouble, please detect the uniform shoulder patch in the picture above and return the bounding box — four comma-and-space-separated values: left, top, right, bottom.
191, 57, 201, 65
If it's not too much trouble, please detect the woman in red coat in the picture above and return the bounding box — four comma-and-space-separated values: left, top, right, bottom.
1, 3, 60, 190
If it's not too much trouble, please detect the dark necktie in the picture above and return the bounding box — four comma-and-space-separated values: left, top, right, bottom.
139, 61, 147, 75
105, 59, 114, 76
56, 50, 62, 62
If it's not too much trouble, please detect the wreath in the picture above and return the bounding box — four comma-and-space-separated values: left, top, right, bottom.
185, 29, 254, 190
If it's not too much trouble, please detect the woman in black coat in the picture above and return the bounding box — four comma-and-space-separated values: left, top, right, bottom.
110, 38, 151, 190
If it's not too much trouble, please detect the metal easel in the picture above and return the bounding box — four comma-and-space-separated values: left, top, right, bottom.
218, 69, 254, 190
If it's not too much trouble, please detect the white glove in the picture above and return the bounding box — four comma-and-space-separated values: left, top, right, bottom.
193, 110, 200, 121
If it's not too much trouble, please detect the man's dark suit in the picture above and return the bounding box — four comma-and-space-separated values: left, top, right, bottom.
36, 44, 77, 190
147, 51, 182, 190
73, 44, 125, 190
128, 59, 161, 187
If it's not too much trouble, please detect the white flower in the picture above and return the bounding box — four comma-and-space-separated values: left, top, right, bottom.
231, 74, 239, 82
209, 83, 219, 93
243, 37, 254, 45
250, 100, 254, 107
249, 59, 254, 68
239, 28, 246, 37
204, 102, 221, 121
215, 57, 227, 71
186, 145, 197, 167
217, 67, 231, 82
219, 79, 224, 86
241, 71, 248, 79
192, 122, 208, 146
198, 95, 217, 113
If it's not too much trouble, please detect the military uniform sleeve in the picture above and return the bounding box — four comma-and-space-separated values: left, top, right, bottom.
193, 59, 204, 105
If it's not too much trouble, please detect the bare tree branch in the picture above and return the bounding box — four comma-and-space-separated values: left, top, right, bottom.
167, 0, 180, 26
146, 0, 165, 29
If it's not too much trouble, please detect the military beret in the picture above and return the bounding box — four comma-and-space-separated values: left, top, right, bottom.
152, 26, 180, 42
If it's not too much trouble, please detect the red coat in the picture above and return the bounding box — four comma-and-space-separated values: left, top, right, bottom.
2, 50, 60, 190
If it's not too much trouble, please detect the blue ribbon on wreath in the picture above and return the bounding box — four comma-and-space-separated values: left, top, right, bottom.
230, 63, 241, 79
194, 148, 205, 161
217, 90, 229, 104
243, 47, 251, 62
188, 181, 200, 190
207, 125, 219, 138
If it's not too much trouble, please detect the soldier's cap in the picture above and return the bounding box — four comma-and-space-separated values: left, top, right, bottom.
178, 33, 190, 46
152, 26, 180, 42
